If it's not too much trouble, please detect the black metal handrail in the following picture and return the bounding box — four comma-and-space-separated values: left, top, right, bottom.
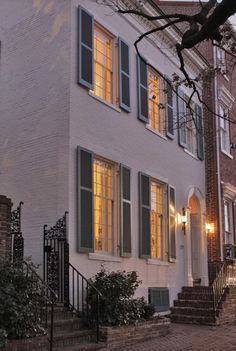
212, 260, 228, 312
68, 263, 102, 342
22, 260, 57, 351
212, 259, 236, 313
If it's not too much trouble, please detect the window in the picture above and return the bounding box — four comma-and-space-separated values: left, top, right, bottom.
94, 158, 114, 254
148, 69, 166, 134
216, 47, 227, 74
139, 173, 170, 260
224, 200, 234, 245
220, 106, 231, 154
151, 181, 164, 259
186, 117, 197, 156
92, 25, 114, 104
78, 147, 131, 256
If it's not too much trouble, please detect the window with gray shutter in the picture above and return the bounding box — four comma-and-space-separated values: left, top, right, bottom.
166, 78, 174, 139
77, 6, 94, 89
148, 288, 170, 312
177, 90, 187, 148
121, 165, 131, 256
137, 56, 149, 123
119, 38, 131, 112
169, 186, 176, 261
77, 146, 94, 252
139, 173, 151, 258
195, 104, 204, 160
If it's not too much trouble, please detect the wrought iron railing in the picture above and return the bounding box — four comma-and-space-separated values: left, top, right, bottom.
22, 260, 57, 351
212, 259, 236, 312
68, 263, 101, 342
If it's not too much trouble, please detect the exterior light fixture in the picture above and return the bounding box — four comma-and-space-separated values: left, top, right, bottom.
182, 208, 187, 234
205, 222, 214, 234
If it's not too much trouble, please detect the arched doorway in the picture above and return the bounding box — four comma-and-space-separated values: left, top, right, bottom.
189, 195, 202, 284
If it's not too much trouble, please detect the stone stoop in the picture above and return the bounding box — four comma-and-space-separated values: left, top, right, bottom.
170, 286, 218, 325
50, 305, 106, 351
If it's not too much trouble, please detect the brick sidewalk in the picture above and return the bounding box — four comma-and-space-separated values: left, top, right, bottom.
117, 322, 236, 351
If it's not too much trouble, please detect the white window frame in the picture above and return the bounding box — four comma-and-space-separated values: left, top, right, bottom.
150, 180, 167, 260
224, 199, 234, 245
219, 105, 231, 155
93, 156, 119, 256
91, 23, 118, 106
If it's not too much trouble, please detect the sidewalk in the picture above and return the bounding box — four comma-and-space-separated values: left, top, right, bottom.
116, 322, 236, 351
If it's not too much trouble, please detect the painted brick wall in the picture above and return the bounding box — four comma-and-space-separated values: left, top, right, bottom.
0, 0, 71, 265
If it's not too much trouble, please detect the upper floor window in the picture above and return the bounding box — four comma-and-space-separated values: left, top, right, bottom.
219, 106, 231, 155
216, 47, 227, 75
186, 105, 197, 156
148, 69, 165, 134
224, 200, 234, 245
92, 25, 114, 104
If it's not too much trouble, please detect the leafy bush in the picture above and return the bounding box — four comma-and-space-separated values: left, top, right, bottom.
0, 260, 45, 347
88, 269, 154, 326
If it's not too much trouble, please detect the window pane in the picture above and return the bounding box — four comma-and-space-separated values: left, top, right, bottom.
93, 159, 114, 254
151, 182, 163, 259
91, 26, 113, 103
148, 69, 165, 134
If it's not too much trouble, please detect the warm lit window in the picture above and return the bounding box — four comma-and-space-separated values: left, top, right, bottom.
220, 106, 231, 154
151, 181, 164, 259
93, 159, 114, 254
148, 69, 165, 134
92, 25, 113, 103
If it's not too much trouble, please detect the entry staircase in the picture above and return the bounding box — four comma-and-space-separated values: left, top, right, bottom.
171, 258, 236, 325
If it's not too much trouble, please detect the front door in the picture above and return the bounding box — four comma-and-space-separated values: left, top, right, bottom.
190, 214, 201, 281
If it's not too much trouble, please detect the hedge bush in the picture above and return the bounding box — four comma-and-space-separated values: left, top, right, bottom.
88, 269, 155, 326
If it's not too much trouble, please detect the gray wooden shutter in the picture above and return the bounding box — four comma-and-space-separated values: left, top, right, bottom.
77, 146, 94, 252
139, 172, 151, 258
177, 90, 187, 148
119, 38, 131, 112
77, 6, 94, 89
137, 56, 149, 123
121, 165, 131, 256
166, 78, 174, 139
195, 104, 204, 160
168, 186, 176, 261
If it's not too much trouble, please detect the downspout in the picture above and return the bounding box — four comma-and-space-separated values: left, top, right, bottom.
213, 45, 223, 261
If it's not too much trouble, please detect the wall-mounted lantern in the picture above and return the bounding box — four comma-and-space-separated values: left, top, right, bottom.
205, 222, 214, 234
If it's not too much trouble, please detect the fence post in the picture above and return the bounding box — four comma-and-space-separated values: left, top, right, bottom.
0, 195, 13, 263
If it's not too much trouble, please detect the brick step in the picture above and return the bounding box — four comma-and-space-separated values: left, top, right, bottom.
53, 342, 106, 351
53, 329, 96, 348
178, 292, 213, 301
182, 286, 213, 294
174, 299, 214, 308
170, 314, 217, 325
171, 307, 216, 317
50, 318, 85, 333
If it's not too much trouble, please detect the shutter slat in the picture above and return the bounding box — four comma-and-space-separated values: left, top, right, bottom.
119, 38, 131, 112
166, 78, 174, 139
139, 173, 151, 258
77, 146, 94, 252
196, 104, 204, 160
177, 90, 187, 148
121, 165, 131, 256
168, 186, 176, 261
137, 56, 149, 123
77, 6, 94, 89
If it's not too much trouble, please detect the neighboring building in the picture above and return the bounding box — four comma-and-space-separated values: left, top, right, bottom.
0, 0, 208, 310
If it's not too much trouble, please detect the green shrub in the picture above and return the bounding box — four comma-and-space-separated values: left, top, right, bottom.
0, 260, 45, 347
88, 269, 154, 326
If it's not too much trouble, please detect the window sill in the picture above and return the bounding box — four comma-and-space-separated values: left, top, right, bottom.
88, 92, 121, 113
221, 149, 233, 159
147, 258, 169, 266
146, 126, 167, 141
183, 148, 199, 160
88, 252, 122, 263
